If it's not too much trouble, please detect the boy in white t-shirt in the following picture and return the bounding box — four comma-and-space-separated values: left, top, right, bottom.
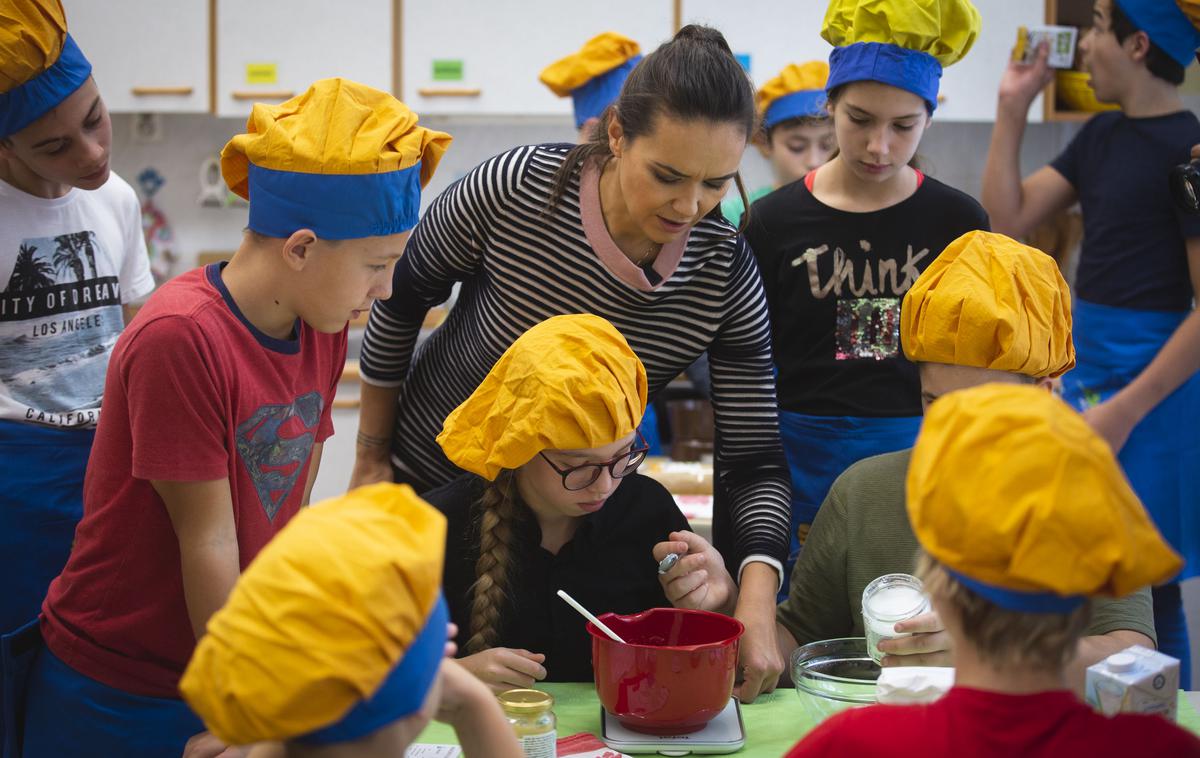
0, 0, 154, 634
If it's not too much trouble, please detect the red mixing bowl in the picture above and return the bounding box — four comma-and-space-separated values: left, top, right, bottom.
588, 607, 744, 735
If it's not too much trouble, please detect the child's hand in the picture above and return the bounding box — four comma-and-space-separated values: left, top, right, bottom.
653, 531, 737, 615
182, 731, 249, 758
998, 40, 1054, 111
437, 659, 526, 758
435, 659, 496, 726
877, 611, 954, 667
458, 647, 547, 693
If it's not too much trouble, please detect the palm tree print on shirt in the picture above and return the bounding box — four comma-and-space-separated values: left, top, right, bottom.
6, 243, 56, 292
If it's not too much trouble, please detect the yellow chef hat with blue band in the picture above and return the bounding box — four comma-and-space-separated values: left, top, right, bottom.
758, 62, 830, 130
540, 32, 642, 129
0, 0, 92, 138
437, 314, 647, 481
821, 0, 981, 113
179, 483, 447, 746
907, 384, 1183, 613
1119, 0, 1200, 67
901, 231, 1075, 379
220, 78, 451, 241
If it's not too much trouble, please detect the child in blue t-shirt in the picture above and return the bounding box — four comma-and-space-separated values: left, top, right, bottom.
981, 0, 1200, 685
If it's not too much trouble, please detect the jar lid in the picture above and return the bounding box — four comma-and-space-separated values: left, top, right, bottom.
498, 688, 555, 713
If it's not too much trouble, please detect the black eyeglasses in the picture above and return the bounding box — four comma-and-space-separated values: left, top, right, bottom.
538, 434, 651, 491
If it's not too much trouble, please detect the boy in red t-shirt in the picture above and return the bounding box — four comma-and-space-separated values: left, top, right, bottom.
787, 384, 1200, 758
9, 79, 451, 757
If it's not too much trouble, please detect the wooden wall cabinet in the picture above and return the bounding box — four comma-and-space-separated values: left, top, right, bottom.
401, 0, 674, 116
65, 0, 211, 113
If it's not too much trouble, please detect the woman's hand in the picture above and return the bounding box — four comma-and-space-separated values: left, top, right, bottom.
733, 562, 785, 703
457, 647, 547, 693
876, 611, 954, 668
997, 41, 1054, 113
653, 531, 737, 615
347, 445, 395, 490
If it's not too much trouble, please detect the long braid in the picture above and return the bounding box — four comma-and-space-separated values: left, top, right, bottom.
466, 470, 520, 654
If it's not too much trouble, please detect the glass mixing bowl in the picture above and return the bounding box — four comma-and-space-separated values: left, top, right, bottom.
791, 637, 880, 724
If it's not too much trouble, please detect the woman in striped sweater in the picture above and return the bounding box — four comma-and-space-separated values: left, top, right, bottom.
353, 25, 789, 701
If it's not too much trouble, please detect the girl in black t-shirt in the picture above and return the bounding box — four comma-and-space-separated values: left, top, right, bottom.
741, 0, 990, 587
428, 314, 736, 689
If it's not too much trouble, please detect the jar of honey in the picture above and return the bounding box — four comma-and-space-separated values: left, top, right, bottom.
498, 688, 556, 758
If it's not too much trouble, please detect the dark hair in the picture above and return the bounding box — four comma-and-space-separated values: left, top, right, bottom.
1110, 2, 1186, 84
547, 25, 757, 233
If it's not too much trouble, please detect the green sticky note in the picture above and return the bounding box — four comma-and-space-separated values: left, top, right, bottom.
432, 59, 464, 82
245, 62, 278, 85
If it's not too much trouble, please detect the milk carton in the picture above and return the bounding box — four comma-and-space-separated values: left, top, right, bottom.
1085, 645, 1179, 721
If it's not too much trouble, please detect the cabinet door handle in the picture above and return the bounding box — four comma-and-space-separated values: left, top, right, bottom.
230, 90, 295, 100
131, 86, 194, 96
417, 87, 482, 97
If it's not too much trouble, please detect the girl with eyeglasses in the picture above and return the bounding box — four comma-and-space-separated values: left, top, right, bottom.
425, 315, 736, 691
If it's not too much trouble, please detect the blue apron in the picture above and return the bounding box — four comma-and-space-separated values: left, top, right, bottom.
1, 624, 202, 758
778, 411, 922, 591
1063, 298, 1199, 687
1062, 299, 1200, 580
0, 421, 94, 636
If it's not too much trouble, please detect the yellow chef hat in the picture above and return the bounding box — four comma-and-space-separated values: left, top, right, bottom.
437, 314, 647, 481
901, 231, 1075, 378
822, 0, 981, 112
758, 62, 830, 129
540, 32, 642, 129
0, 0, 93, 138
179, 483, 448, 746
1178, 0, 1200, 29
907, 384, 1182, 613
221, 78, 452, 239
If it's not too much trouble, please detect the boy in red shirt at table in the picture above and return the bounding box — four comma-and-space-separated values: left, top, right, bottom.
787, 384, 1200, 758
12, 79, 450, 757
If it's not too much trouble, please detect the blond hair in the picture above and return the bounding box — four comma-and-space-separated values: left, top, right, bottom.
916, 551, 1091, 671
465, 470, 521, 654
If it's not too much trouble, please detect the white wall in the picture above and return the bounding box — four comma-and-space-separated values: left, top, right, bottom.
109, 112, 1085, 272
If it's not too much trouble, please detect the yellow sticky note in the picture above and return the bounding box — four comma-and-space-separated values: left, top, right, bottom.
245, 63, 278, 85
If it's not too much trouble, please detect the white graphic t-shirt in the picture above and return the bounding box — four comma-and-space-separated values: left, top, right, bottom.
0, 172, 155, 428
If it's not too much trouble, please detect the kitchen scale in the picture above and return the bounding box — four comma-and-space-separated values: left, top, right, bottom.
599, 698, 746, 755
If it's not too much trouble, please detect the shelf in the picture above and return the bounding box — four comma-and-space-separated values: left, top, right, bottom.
1043, 0, 1110, 122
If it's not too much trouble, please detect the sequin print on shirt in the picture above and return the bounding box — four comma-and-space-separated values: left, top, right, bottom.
235, 391, 323, 520
792, 240, 931, 362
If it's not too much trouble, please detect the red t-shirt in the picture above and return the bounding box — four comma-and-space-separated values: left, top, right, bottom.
41, 264, 346, 697
787, 686, 1200, 757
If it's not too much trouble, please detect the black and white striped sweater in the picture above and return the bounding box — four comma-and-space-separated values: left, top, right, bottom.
359, 143, 791, 565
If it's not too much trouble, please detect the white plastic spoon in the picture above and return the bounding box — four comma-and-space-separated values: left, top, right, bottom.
556, 589, 626, 643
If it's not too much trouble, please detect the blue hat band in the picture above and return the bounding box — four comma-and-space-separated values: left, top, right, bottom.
827, 42, 942, 113
247, 161, 422, 240
763, 90, 829, 129
1114, 0, 1200, 68
571, 55, 642, 129
298, 594, 449, 745
0, 34, 93, 139
946, 568, 1086, 614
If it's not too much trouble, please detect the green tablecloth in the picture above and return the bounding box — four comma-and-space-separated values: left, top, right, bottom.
416, 684, 1200, 756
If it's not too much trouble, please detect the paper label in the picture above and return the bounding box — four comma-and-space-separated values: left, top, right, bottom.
520, 730, 556, 758
432, 59, 465, 81
245, 62, 278, 85
1013, 25, 1078, 69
